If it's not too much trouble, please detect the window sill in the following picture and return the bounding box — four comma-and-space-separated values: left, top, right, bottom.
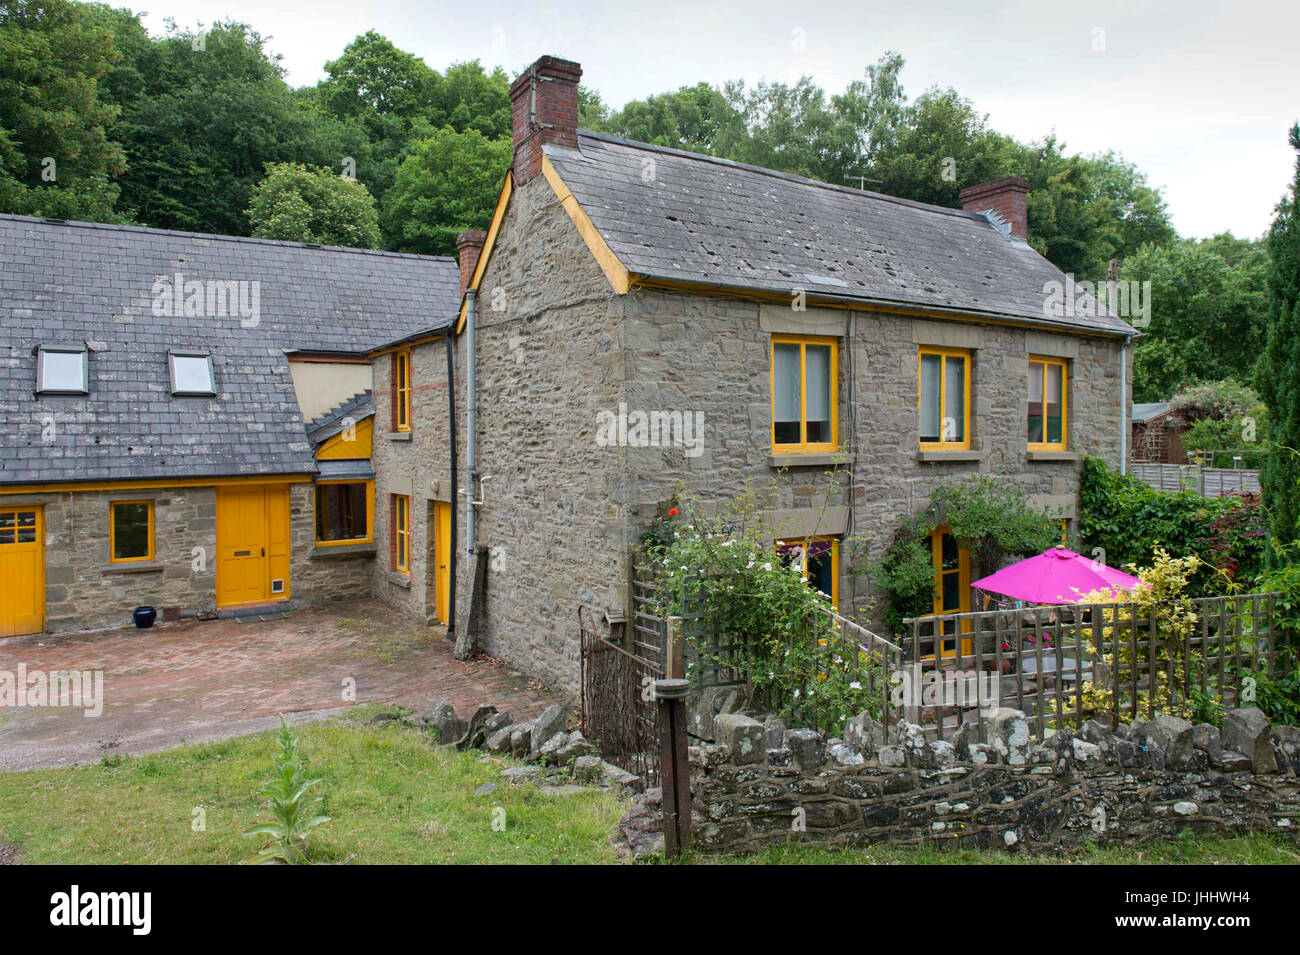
916, 449, 982, 463
387, 431, 412, 442
1026, 449, 1078, 462
102, 560, 164, 575
385, 570, 412, 589
310, 542, 377, 559
767, 452, 843, 468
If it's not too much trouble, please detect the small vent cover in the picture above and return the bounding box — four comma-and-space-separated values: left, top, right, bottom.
271, 579, 285, 594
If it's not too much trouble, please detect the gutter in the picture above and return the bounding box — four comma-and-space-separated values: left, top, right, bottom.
1120, 333, 1133, 475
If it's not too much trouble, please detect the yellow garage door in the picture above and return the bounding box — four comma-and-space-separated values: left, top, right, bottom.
216, 485, 291, 608
0, 506, 44, 637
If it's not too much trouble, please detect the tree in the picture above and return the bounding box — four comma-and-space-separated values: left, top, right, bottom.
0, 0, 128, 220
1129, 235, 1269, 400
1259, 123, 1300, 547
600, 82, 741, 154
381, 126, 511, 255
106, 20, 339, 236
247, 162, 380, 248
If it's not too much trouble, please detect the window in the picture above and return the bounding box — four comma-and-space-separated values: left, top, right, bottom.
392, 350, 412, 432
918, 347, 971, 450
0, 509, 38, 545
776, 536, 839, 609
169, 351, 216, 395
771, 335, 837, 452
1028, 356, 1068, 450
110, 500, 154, 563
315, 481, 373, 545
391, 494, 410, 573
36, 345, 88, 394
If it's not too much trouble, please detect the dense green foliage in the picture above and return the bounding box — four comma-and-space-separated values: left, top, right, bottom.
1259, 125, 1300, 549
1166, 380, 1270, 468
381, 126, 511, 256
246, 162, 381, 248
864, 475, 1061, 635
1128, 237, 1270, 402
1078, 456, 1268, 594
4, 6, 1184, 283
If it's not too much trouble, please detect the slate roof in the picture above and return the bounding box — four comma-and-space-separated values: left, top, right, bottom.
307, 390, 374, 447
0, 215, 458, 485
545, 131, 1134, 337
1131, 402, 1173, 423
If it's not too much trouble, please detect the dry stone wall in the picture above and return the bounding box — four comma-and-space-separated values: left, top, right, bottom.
684, 706, 1300, 854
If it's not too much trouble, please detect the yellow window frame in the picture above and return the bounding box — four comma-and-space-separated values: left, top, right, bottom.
393, 350, 412, 433
770, 335, 839, 453
314, 479, 375, 547
776, 535, 839, 610
392, 494, 410, 574
109, 499, 155, 563
917, 346, 972, 451
1027, 355, 1068, 451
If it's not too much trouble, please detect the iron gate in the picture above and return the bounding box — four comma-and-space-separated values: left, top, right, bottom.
579, 603, 662, 787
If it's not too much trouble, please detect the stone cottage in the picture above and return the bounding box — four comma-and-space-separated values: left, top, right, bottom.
0, 214, 457, 635
365, 55, 1137, 695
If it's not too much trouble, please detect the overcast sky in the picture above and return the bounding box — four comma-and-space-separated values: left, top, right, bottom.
138, 0, 1298, 239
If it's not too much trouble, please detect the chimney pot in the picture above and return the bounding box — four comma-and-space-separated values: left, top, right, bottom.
509, 55, 582, 185
456, 228, 488, 297
959, 177, 1031, 240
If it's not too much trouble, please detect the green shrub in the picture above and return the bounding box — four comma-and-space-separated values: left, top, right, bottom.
243, 718, 332, 865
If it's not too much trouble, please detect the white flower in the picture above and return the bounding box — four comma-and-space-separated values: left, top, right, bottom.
849, 681, 862, 690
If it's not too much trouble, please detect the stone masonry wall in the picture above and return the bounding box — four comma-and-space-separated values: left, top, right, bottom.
688, 706, 1300, 854
7, 482, 370, 635
617, 289, 1130, 629
372, 339, 456, 624
460, 172, 628, 695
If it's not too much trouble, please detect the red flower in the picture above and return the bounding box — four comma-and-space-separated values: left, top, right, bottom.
668, 508, 678, 517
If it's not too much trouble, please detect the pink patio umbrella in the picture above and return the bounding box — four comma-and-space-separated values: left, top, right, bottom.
971, 547, 1141, 605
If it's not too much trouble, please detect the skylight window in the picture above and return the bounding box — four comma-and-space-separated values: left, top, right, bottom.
36, 345, 88, 394
168, 351, 216, 396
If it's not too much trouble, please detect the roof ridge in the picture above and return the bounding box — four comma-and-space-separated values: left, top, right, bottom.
574, 129, 988, 223
0, 213, 456, 263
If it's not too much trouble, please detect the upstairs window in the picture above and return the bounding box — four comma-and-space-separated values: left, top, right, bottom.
771, 335, 837, 453
392, 350, 412, 432
1028, 356, 1068, 450
918, 347, 970, 450
391, 494, 410, 574
169, 351, 216, 395
36, 345, 88, 394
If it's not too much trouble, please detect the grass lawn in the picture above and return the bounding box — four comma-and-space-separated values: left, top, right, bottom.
0, 713, 627, 865
1, 713, 1296, 865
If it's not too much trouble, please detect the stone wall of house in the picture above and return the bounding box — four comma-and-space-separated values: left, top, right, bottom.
684, 707, 1300, 854
462, 173, 628, 695
371, 340, 456, 625
6, 481, 371, 635
289, 482, 376, 607
616, 288, 1131, 628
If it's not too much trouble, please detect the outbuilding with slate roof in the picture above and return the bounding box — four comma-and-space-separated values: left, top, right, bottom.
0, 215, 458, 635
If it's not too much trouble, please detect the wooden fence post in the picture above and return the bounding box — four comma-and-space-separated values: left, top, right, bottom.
666, 616, 686, 679
655, 677, 691, 859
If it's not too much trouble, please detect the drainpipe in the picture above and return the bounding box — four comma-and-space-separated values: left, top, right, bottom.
444, 333, 458, 632
1119, 334, 1131, 475
465, 287, 478, 557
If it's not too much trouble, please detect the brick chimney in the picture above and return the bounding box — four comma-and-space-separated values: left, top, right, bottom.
509, 55, 582, 184
959, 177, 1031, 240
456, 229, 487, 297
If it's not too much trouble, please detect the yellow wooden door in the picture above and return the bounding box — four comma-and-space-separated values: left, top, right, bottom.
433, 501, 451, 624
216, 485, 291, 608
930, 525, 972, 658
0, 506, 44, 637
